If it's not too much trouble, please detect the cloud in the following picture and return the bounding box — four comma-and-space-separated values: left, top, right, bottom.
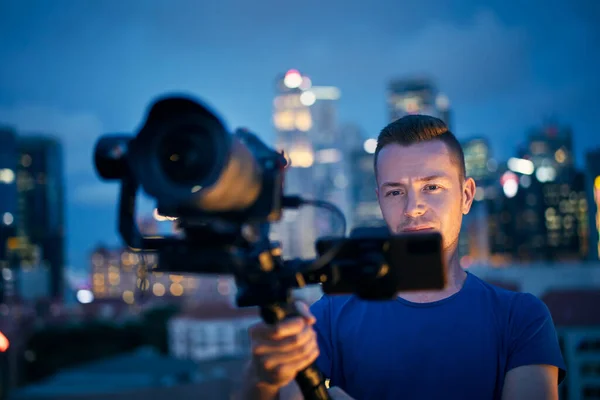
294, 9, 531, 105
0, 105, 104, 175
392, 10, 531, 98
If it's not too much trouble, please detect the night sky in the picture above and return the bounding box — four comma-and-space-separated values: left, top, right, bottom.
0, 0, 598, 277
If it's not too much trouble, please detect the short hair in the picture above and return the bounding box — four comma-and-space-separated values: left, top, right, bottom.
374, 115, 466, 182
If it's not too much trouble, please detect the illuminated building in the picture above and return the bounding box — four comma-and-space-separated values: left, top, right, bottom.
347, 141, 384, 229
520, 123, 587, 260
519, 122, 575, 181
271, 70, 345, 258
489, 167, 587, 263
488, 123, 587, 263
311, 87, 349, 239
459, 137, 496, 265
168, 304, 260, 363
16, 135, 65, 299
387, 77, 451, 129
462, 137, 496, 185
585, 149, 600, 260
271, 69, 316, 259
486, 161, 548, 264
0, 127, 18, 302
89, 244, 235, 305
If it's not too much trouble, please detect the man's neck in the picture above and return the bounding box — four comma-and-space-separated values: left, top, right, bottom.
397, 248, 467, 304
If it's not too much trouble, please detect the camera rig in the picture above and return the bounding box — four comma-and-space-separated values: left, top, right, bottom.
94, 94, 445, 400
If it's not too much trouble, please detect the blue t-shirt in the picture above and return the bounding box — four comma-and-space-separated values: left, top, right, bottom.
310, 271, 566, 400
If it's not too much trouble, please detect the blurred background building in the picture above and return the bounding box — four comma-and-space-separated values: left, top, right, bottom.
585, 148, 600, 261
0, 127, 19, 304
387, 77, 452, 130
16, 136, 65, 300
0, 130, 63, 305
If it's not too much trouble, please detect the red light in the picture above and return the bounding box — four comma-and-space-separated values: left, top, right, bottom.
500, 171, 518, 186
285, 69, 300, 77
0, 331, 9, 352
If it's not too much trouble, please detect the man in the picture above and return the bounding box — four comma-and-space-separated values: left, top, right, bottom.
239, 115, 566, 399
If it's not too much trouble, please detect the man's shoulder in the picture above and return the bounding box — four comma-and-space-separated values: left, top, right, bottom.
467, 272, 551, 324
467, 272, 524, 303
308, 293, 368, 328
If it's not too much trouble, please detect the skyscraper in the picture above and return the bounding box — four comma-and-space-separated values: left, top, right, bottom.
0, 127, 19, 302
585, 148, 600, 260
387, 77, 451, 128
519, 122, 575, 182
462, 137, 496, 185
271, 70, 344, 259
310, 87, 349, 238
488, 122, 587, 263
459, 137, 496, 265
16, 135, 65, 299
520, 123, 587, 260
347, 137, 384, 230
0, 127, 18, 258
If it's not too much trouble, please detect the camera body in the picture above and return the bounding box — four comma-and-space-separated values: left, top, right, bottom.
94, 95, 288, 226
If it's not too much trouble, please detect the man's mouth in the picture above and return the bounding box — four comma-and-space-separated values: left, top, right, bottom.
401, 226, 436, 232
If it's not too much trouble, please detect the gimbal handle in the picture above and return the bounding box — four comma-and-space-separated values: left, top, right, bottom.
260, 302, 331, 400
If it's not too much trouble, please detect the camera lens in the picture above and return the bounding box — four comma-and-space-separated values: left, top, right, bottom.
158, 125, 218, 185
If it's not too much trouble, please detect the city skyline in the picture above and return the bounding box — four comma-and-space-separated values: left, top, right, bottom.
0, 1, 598, 272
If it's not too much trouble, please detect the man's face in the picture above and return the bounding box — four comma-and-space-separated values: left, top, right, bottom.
375, 140, 475, 252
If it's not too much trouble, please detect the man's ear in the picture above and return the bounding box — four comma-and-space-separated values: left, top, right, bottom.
462, 177, 476, 215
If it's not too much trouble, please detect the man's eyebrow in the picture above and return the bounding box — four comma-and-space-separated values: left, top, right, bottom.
380, 175, 451, 188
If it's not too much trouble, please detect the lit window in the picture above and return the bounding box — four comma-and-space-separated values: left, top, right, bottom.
0, 169, 15, 184
122, 290, 135, 304
217, 280, 231, 295
108, 271, 120, 286
363, 139, 377, 154
288, 148, 314, 168
170, 283, 184, 296
300, 91, 316, 107
284, 69, 302, 88
273, 111, 295, 131
554, 148, 567, 163
295, 110, 312, 131
153, 283, 166, 296
21, 154, 32, 167
404, 98, 420, 113
2, 212, 13, 226
315, 148, 341, 164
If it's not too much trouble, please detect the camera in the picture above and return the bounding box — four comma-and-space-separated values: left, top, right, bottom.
93, 93, 446, 400
95, 95, 285, 223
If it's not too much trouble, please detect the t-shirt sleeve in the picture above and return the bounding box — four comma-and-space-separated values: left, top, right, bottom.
507, 292, 567, 384
309, 294, 333, 379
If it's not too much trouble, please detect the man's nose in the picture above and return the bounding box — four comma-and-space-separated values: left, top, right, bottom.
404, 192, 426, 218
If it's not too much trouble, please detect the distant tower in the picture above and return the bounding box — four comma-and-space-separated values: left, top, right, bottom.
387, 77, 451, 130
0, 127, 18, 303
17, 135, 65, 299
271, 69, 343, 258
585, 149, 600, 260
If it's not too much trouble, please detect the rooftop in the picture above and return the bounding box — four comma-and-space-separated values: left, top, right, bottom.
10, 347, 247, 400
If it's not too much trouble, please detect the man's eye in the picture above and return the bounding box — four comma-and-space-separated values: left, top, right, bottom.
387, 190, 402, 197
424, 184, 441, 191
